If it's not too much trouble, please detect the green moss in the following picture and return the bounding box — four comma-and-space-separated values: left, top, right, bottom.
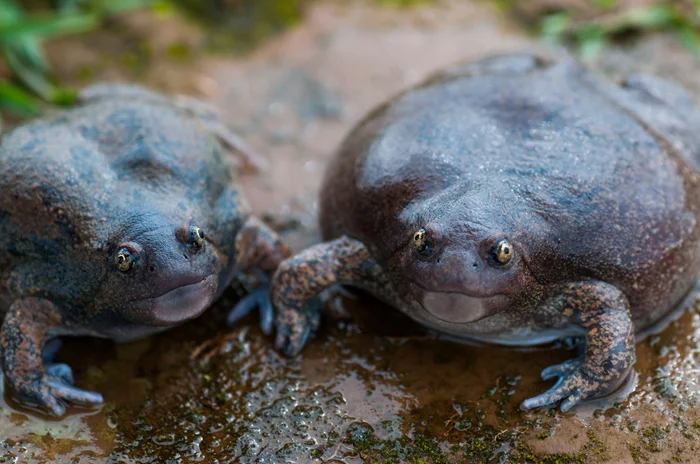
629, 444, 642, 463
640, 425, 670, 452
345, 422, 378, 452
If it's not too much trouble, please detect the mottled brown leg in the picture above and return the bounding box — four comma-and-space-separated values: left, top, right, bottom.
270, 236, 380, 356
1, 298, 103, 416
227, 216, 292, 334
521, 281, 635, 412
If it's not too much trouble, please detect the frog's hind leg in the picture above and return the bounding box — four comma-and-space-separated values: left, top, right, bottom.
1, 298, 103, 416
227, 216, 292, 334
269, 236, 389, 356
172, 94, 267, 173
77, 83, 266, 172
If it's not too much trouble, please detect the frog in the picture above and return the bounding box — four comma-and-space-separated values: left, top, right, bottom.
0, 83, 290, 416
266, 53, 700, 411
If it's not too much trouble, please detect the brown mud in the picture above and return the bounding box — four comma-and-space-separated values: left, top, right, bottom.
3, 1, 700, 463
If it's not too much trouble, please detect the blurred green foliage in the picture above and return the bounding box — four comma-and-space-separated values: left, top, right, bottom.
539, 1, 700, 58
0, 0, 154, 123
0, 0, 309, 123
1, 0, 698, 124
175, 0, 306, 52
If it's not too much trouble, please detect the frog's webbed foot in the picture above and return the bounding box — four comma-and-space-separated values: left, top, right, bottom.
1, 298, 103, 417
228, 217, 291, 333
173, 94, 267, 173
227, 276, 275, 335
522, 357, 601, 412
271, 236, 378, 356
14, 370, 103, 417
521, 282, 635, 412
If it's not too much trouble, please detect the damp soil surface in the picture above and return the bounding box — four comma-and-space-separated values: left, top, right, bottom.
4, 1, 700, 463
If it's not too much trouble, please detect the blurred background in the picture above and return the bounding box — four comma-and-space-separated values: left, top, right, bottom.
2, 1, 700, 463
2, 0, 699, 124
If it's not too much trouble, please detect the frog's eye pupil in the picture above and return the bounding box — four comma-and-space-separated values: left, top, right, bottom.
115, 249, 134, 272
190, 225, 205, 248
492, 239, 513, 264
412, 228, 429, 253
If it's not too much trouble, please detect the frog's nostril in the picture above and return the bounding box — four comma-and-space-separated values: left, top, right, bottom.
472, 262, 478, 269
183, 253, 189, 260
150, 265, 156, 272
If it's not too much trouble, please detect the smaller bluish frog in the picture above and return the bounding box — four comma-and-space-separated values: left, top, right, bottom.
0, 84, 289, 416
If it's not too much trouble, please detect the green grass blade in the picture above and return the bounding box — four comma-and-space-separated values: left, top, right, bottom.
0, 13, 98, 39
0, 80, 40, 115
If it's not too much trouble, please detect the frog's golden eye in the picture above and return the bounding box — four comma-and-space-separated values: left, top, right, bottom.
190, 225, 205, 248
413, 228, 429, 252
492, 239, 513, 264
115, 248, 134, 272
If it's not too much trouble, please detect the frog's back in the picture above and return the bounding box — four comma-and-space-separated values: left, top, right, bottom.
0, 96, 233, 268
320, 54, 700, 324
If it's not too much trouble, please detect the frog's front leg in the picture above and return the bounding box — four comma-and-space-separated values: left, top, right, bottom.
269, 236, 385, 356
521, 281, 635, 412
1, 298, 103, 416
226, 216, 292, 334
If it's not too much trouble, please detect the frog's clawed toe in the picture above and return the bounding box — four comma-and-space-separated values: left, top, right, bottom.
274, 300, 322, 357
521, 358, 601, 413
13, 369, 103, 417
228, 287, 275, 335
46, 363, 74, 385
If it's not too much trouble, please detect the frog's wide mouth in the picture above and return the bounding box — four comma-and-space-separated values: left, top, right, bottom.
408, 280, 507, 324
418, 290, 508, 324
125, 274, 218, 326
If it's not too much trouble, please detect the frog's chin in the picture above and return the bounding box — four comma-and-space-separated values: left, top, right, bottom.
124, 275, 218, 326
418, 291, 508, 324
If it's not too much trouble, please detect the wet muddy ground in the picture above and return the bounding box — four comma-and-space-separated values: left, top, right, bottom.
3, 1, 700, 462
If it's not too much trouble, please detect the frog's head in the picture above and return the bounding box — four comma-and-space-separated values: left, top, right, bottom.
98, 217, 221, 327
392, 185, 542, 324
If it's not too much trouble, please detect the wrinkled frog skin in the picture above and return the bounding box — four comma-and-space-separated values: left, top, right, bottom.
270, 54, 700, 411
0, 84, 289, 416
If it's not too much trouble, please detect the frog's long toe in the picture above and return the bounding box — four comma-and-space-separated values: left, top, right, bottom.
228, 287, 275, 335
46, 363, 74, 385
521, 360, 601, 412
17, 373, 103, 417
274, 308, 314, 357
540, 358, 580, 381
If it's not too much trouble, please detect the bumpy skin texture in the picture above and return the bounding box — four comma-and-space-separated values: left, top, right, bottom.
0, 84, 290, 416
271, 53, 700, 411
